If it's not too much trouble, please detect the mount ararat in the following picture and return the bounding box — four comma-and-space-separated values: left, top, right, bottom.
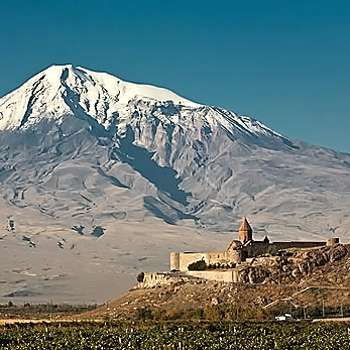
0, 65, 349, 302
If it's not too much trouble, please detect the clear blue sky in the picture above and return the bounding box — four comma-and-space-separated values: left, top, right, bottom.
1, 0, 349, 151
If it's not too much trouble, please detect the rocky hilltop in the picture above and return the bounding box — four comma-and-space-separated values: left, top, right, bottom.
84, 244, 350, 321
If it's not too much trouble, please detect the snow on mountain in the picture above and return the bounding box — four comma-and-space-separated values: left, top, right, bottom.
0, 65, 349, 234
0, 65, 200, 131
0, 64, 349, 239
0, 65, 286, 143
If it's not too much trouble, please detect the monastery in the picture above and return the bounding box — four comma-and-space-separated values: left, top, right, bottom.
170, 217, 339, 280
170, 217, 337, 272
140, 217, 340, 286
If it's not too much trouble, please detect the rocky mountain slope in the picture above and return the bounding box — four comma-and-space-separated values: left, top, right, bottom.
1, 65, 350, 237
0, 64, 349, 303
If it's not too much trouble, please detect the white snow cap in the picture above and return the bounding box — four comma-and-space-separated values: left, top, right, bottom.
0, 64, 283, 143
0, 64, 201, 130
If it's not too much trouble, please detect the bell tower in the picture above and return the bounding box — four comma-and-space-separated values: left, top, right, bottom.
239, 217, 253, 244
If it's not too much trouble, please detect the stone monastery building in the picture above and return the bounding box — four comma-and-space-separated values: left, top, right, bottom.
170, 217, 337, 272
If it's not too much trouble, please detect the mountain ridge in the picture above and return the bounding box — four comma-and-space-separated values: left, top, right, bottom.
0, 64, 349, 236
0, 65, 288, 144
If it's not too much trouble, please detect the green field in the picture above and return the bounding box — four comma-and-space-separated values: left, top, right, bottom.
1, 321, 350, 349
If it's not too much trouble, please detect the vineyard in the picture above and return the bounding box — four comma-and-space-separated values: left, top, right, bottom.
0, 321, 350, 349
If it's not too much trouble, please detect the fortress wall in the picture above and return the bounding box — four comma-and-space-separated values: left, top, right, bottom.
176, 251, 228, 271
170, 252, 180, 270
207, 252, 227, 265
187, 269, 239, 283
172, 239, 330, 273
272, 241, 326, 250
141, 270, 241, 287
246, 241, 270, 257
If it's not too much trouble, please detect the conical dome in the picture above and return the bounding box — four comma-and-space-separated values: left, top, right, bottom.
239, 217, 253, 244
239, 217, 252, 232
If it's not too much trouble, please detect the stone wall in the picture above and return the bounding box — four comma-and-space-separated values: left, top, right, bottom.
170, 252, 180, 270
207, 252, 227, 264
187, 270, 239, 283
177, 252, 208, 271
139, 272, 196, 288
272, 241, 326, 250
245, 241, 269, 257
243, 241, 328, 259
171, 251, 241, 272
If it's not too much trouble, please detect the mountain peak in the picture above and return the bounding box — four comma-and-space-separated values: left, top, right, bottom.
0, 64, 287, 150
0, 65, 202, 130
46, 63, 75, 71
27, 64, 79, 85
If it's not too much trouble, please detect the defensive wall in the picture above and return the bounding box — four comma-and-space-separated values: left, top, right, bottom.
271, 241, 326, 250
170, 251, 234, 271
187, 270, 239, 283
140, 270, 240, 288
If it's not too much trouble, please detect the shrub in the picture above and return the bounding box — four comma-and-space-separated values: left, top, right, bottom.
203, 305, 224, 321
267, 245, 280, 256
136, 307, 153, 320
187, 259, 207, 271
136, 272, 145, 283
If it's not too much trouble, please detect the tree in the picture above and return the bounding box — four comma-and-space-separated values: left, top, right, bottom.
188, 259, 207, 271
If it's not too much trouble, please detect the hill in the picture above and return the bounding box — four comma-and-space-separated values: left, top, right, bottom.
83, 244, 350, 321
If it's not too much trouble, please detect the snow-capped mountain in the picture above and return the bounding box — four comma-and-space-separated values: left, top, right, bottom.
1, 64, 350, 303
0, 65, 286, 145
0, 65, 200, 131
0, 64, 350, 239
